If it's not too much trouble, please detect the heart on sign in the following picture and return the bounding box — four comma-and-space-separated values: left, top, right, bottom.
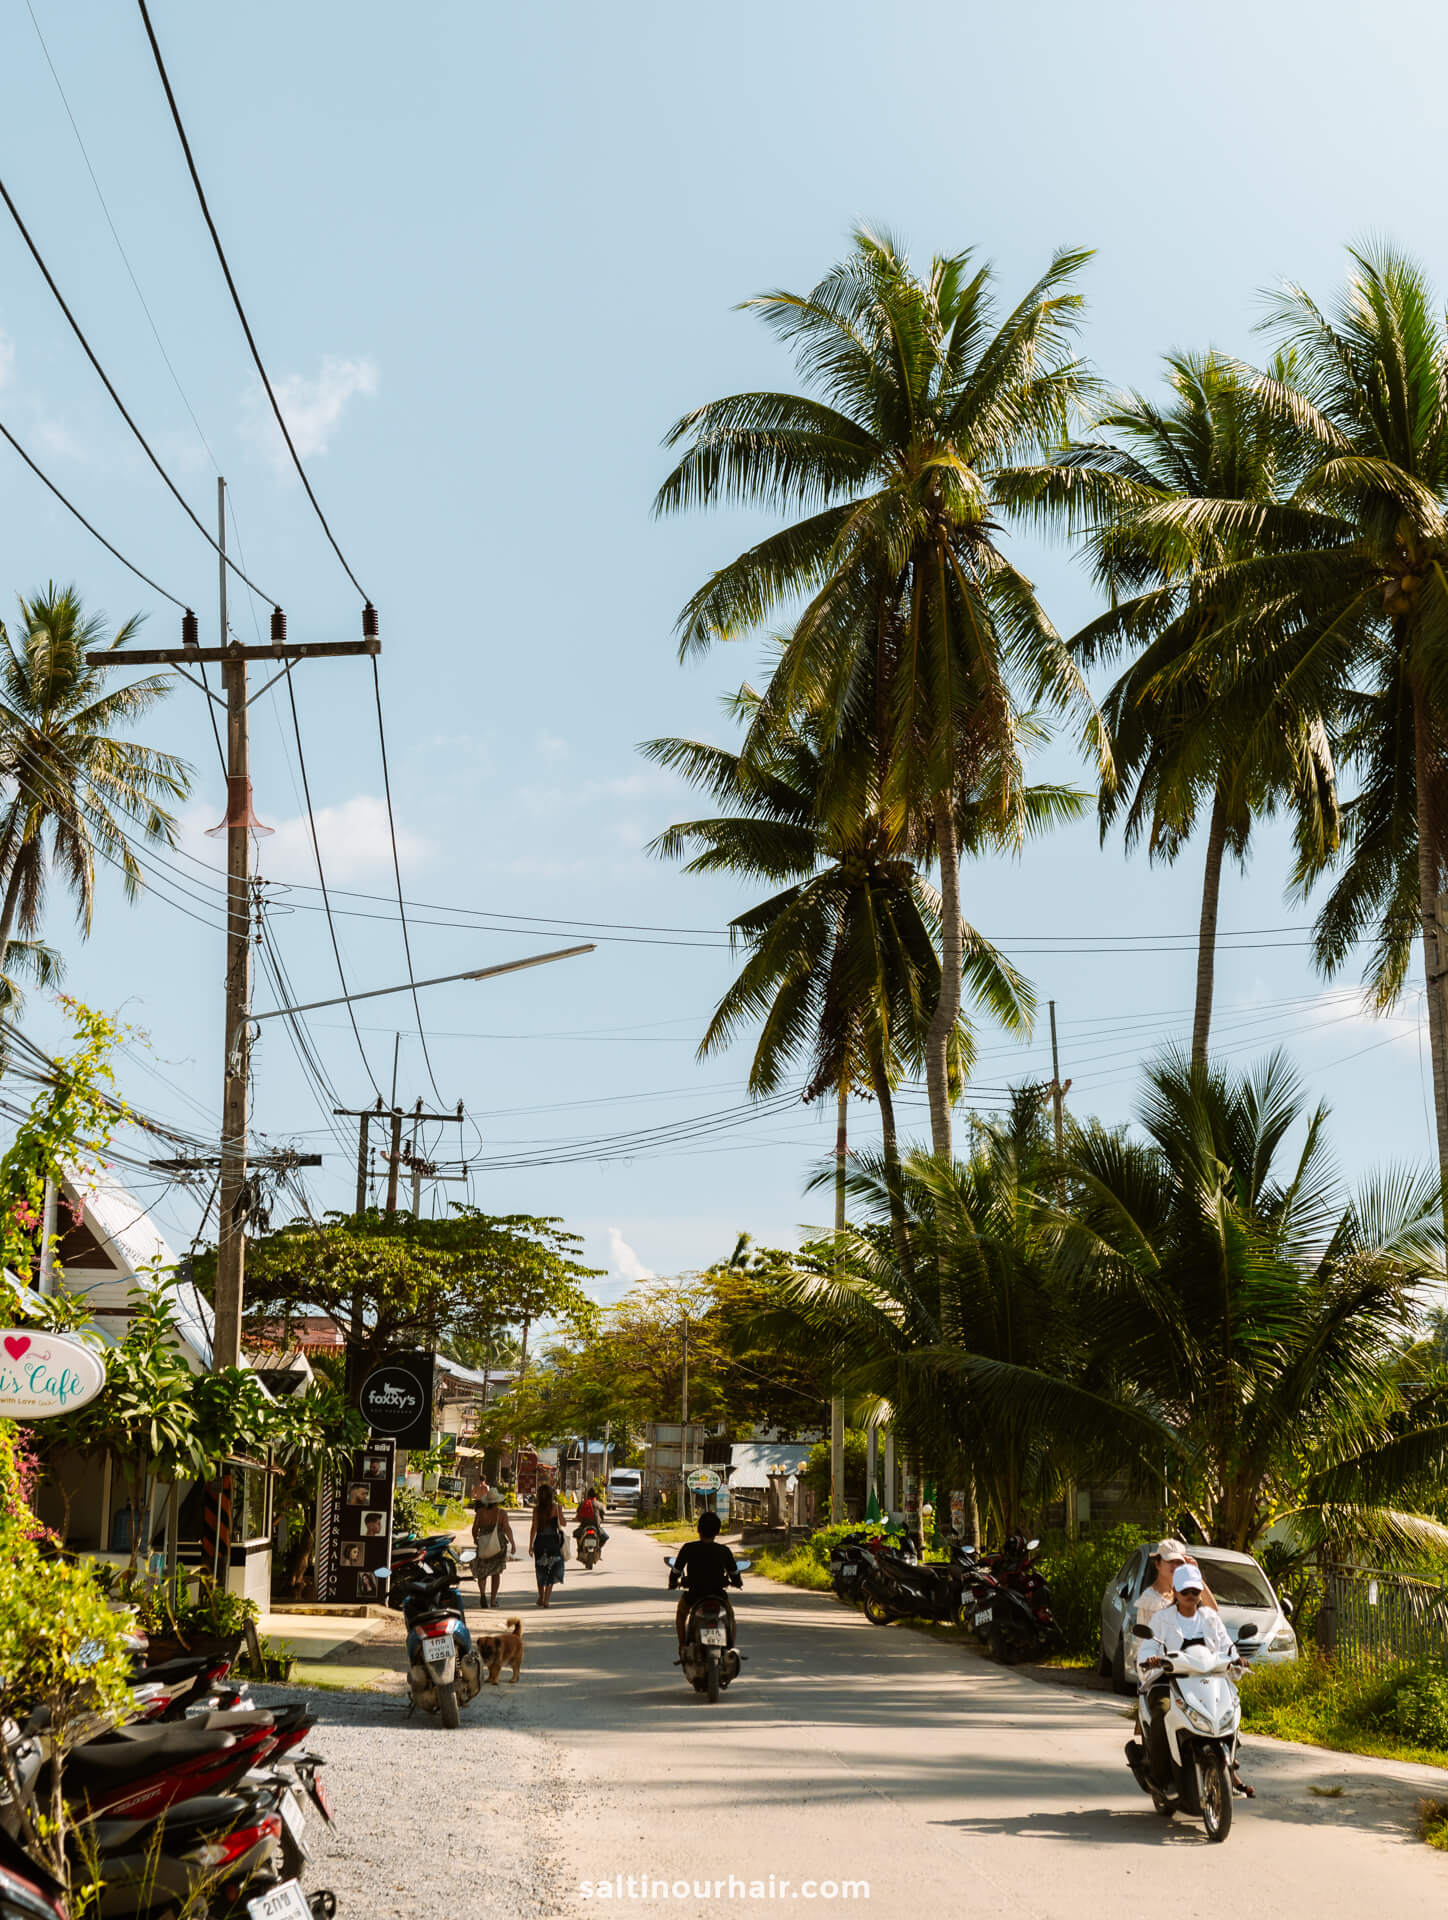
3, 1335, 30, 1361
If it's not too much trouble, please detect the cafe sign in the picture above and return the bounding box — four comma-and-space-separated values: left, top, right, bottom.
0, 1329, 105, 1418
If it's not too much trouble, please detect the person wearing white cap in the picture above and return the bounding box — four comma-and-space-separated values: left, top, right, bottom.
1135, 1537, 1217, 1632
1137, 1563, 1240, 1792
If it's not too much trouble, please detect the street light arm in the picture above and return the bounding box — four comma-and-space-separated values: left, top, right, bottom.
252, 943, 596, 1021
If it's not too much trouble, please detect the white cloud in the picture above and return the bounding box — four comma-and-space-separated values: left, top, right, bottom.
243, 354, 379, 469
535, 731, 568, 764
607, 1226, 655, 1284
0, 332, 14, 388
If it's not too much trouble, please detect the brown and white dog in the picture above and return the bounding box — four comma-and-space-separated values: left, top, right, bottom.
477, 1616, 525, 1685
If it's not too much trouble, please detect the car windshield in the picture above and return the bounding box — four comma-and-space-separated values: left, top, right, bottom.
1199, 1561, 1275, 1608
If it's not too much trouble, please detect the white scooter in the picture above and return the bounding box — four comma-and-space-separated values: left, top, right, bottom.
1125, 1619, 1257, 1841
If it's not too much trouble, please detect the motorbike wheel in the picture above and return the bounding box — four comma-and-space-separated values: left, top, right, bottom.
706, 1650, 721, 1704
436, 1678, 462, 1729
862, 1593, 895, 1626
1199, 1752, 1232, 1843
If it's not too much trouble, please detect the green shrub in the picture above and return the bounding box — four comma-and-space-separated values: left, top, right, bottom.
1391, 1674, 1448, 1748
1036, 1524, 1151, 1658
1239, 1652, 1448, 1763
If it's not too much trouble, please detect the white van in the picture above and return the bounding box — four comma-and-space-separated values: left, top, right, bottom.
607, 1469, 642, 1510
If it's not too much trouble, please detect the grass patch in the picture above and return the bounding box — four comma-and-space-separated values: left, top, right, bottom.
1240, 1654, 1448, 1772
1420, 1800, 1448, 1851
751, 1544, 833, 1592
642, 1521, 704, 1543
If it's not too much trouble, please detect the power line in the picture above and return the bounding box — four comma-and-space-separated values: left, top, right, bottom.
279, 670, 382, 1100
0, 417, 186, 610
369, 655, 447, 1105
0, 171, 274, 603
134, 0, 368, 603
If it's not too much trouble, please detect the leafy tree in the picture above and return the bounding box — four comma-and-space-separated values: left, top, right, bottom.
0, 586, 188, 1006
214, 1205, 599, 1375
655, 229, 1105, 1155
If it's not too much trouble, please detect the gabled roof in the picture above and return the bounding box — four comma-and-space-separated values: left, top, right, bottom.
51, 1165, 214, 1371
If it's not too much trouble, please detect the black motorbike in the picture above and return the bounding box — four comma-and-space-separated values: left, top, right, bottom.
859, 1538, 976, 1627
666, 1555, 752, 1703
577, 1523, 601, 1570
969, 1534, 1062, 1663
829, 1525, 916, 1603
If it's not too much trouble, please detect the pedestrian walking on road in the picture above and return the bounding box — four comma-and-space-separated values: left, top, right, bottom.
530, 1484, 566, 1607
470, 1484, 515, 1608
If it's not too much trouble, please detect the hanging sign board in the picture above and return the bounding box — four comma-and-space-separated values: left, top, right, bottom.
0, 1329, 104, 1418
358, 1351, 435, 1452
686, 1467, 721, 1492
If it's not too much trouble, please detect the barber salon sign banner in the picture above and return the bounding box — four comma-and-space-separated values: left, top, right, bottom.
0, 1328, 105, 1418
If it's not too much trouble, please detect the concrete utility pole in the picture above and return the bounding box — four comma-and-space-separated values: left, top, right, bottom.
104, 477, 381, 1369
371, 1097, 463, 1214
830, 1081, 847, 1524
680, 1313, 689, 1519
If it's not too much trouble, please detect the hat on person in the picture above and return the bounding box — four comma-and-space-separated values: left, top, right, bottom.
475, 1485, 494, 1503
1151, 1537, 1189, 1563
1172, 1562, 1205, 1593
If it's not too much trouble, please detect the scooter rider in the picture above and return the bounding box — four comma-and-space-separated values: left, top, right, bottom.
573, 1485, 609, 1556
1138, 1562, 1241, 1793
668, 1510, 741, 1656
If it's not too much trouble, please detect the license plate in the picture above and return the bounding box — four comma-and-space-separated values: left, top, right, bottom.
423, 1638, 453, 1664
973, 1610, 991, 1626
279, 1790, 306, 1845
247, 1883, 312, 1920
698, 1625, 728, 1646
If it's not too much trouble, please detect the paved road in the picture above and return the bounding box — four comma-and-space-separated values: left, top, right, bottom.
292, 1520, 1448, 1918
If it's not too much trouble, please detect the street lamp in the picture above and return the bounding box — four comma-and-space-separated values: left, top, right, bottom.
251, 943, 596, 1022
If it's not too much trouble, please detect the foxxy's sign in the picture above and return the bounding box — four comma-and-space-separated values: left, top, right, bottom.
0, 1328, 105, 1418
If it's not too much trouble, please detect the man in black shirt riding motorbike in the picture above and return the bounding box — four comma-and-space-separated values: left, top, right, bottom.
669, 1511, 741, 1655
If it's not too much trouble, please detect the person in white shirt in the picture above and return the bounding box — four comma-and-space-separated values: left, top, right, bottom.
1137, 1562, 1241, 1792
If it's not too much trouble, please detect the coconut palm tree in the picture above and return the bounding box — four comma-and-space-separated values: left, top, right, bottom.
644, 688, 1080, 1250
1006, 354, 1339, 1069
1144, 249, 1448, 1219
0, 586, 189, 991
655, 229, 1106, 1156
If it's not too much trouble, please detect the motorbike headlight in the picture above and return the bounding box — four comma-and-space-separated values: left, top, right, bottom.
1184, 1704, 1214, 1734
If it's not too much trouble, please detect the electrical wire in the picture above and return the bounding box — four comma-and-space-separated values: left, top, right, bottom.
369, 655, 448, 1105
134, 0, 368, 603
280, 668, 382, 1099
0, 171, 274, 603
0, 417, 186, 610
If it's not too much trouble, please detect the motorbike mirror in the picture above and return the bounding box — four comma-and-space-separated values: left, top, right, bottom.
375, 1566, 391, 1580
1132, 1622, 1154, 1640
459, 1549, 477, 1563
664, 1555, 676, 1567
1025, 1539, 1040, 1553
735, 1559, 752, 1572
1235, 1622, 1258, 1640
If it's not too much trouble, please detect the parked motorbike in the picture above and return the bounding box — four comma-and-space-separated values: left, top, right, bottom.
0, 1823, 65, 1920
968, 1535, 1062, 1663
859, 1538, 976, 1627
1125, 1620, 1257, 1841
664, 1556, 751, 1703
828, 1524, 914, 1603
379, 1536, 483, 1729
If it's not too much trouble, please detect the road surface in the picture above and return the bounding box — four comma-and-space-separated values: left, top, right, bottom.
293, 1518, 1448, 1917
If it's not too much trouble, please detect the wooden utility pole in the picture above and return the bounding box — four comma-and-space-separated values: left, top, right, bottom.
335, 1098, 385, 1213
100, 479, 382, 1369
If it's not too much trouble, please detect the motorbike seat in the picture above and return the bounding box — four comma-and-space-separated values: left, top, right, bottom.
86, 1791, 251, 1854
65, 1727, 236, 1792
411, 1607, 458, 1627
177, 1711, 276, 1733
132, 1655, 212, 1686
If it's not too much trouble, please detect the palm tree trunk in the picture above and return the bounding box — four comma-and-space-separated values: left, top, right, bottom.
926, 792, 963, 1160
830, 1082, 846, 1525
1414, 690, 1448, 1252
866, 1041, 912, 1277
0, 844, 27, 964
1192, 786, 1229, 1075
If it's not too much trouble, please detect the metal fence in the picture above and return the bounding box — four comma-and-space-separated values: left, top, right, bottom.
1317, 1565, 1448, 1676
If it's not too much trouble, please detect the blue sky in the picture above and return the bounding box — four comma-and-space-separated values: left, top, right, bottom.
0, 0, 1443, 1304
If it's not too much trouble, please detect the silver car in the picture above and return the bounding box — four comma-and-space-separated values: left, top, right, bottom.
1098, 1542, 1298, 1692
